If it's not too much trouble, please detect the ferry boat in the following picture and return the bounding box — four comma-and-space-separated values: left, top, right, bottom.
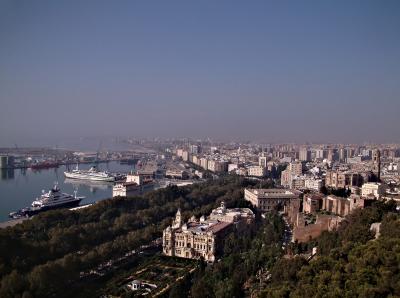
64, 165, 123, 182
9, 184, 84, 218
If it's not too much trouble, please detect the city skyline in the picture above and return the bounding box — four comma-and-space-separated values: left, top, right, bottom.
1, 1, 400, 146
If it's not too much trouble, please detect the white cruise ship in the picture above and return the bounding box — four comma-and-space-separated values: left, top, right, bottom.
64, 165, 121, 182
9, 184, 84, 218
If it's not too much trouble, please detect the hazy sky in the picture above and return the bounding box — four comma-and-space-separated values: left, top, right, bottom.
1, 0, 400, 146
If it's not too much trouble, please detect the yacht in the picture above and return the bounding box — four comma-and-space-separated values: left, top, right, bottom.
64, 165, 122, 182
9, 184, 84, 218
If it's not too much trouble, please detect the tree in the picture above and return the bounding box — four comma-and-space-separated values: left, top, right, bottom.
0, 270, 27, 298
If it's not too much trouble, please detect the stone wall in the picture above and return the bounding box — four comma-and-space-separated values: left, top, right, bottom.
293, 215, 342, 243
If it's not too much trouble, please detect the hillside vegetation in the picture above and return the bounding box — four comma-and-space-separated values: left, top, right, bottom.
0, 176, 265, 298
259, 201, 399, 297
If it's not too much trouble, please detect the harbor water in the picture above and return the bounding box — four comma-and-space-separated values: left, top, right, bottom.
0, 161, 135, 222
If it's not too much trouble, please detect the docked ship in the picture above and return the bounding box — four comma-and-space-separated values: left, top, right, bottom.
9, 184, 84, 219
64, 165, 123, 182
30, 161, 59, 170
119, 157, 139, 165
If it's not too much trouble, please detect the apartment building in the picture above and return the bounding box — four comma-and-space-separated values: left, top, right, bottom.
207, 160, 228, 172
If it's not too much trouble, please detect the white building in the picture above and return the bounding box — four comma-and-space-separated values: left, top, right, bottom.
247, 165, 266, 177
361, 182, 386, 199
112, 174, 154, 197
176, 149, 184, 158
304, 177, 324, 191
228, 163, 238, 172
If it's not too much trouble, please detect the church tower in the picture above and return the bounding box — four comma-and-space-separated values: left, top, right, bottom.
373, 149, 381, 181
172, 209, 183, 229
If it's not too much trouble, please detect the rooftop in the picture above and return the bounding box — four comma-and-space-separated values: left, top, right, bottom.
175, 220, 232, 235
246, 188, 301, 197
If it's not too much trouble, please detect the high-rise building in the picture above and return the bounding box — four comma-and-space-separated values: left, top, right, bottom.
192, 155, 199, 166
182, 150, 189, 161
299, 148, 311, 162
289, 161, 303, 176
200, 157, 209, 170
190, 144, 200, 155
327, 149, 337, 162
346, 148, 354, 159
280, 161, 303, 188
339, 148, 347, 162
315, 149, 326, 159
361, 149, 372, 158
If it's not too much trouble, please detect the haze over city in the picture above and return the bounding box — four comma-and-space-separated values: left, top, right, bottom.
3, 2, 400, 297
1, 0, 400, 146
